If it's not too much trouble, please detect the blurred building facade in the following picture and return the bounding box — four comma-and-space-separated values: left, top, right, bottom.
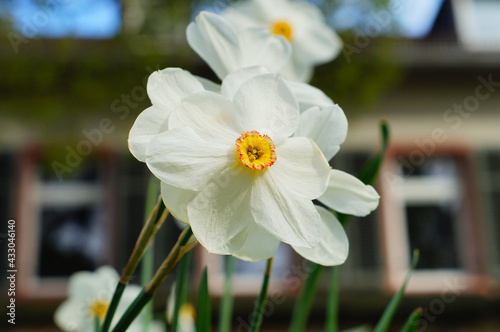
1, 0, 499, 331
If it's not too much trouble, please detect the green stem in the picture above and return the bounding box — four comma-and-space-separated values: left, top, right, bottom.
95, 316, 101, 332
111, 228, 196, 332
121, 197, 168, 284
218, 256, 236, 332
325, 266, 339, 332
142, 177, 160, 332
171, 251, 192, 332
112, 290, 153, 332
401, 308, 422, 332
146, 227, 195, 295
289, 263, 325, 332
249, 257, 274, 332
101, 282, 126, 332
102, 196, 167, 332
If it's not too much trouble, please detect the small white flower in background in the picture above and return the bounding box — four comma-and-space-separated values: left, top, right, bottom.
187, 11, 291, 81
222, 0, 343, 82
166, 283, 196, 332
54, 266, 164, 332
145, 73, 331, 261
187, 11, 336, 107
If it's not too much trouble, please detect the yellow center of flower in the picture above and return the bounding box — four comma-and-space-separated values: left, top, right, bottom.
271, 20, 293, 41
89, 300, 109, 321
235, 131, 277, 170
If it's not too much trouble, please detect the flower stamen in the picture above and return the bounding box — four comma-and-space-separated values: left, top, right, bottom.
89, 299, 109, 321
236, 130, 276, 170
271, 20, 293, 41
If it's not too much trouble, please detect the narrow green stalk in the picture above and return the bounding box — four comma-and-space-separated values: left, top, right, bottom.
101, 281, 126, 332
142, 177, 160, 332
102, 196, 167, 332
289, 263, 325, 332
112, 290, 153, 332
196, 267, 212, 332
95, 316, 101, 332
121, 197, 168, 285
325, 266, 339, 332
373, 250, 420, 332
146, 227, 196, 295
249, 257, 274, 332
111, 228, 196, 332
218, 256, 236, 332
171, 251, 192, 332
401, 308, 422, 332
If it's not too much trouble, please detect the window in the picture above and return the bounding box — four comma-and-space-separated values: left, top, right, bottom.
475, 150, 500, 278
17, 147, 116, 299
380, 147, 484, 294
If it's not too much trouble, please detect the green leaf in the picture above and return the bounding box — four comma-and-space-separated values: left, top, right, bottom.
249, 257, 274, 332
341, 325, 371, 332
356, 120, 390, 185
112, 289, 153, 332
172, 251, 192, 332
218, 256, 236, 332
325, 266, 339, 332
142, 176, 160, 332
196, 267, 212, 332
289, 263, 325, 332
373, 250, 420, 332
101, 282, 126, 332
400, 308, 422, 332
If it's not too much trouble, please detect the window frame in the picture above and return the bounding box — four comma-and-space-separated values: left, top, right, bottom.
379, 145, 490, 294
16, 146, 117, 300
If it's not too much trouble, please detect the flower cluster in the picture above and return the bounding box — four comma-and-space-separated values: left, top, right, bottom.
129, 0, 379, 266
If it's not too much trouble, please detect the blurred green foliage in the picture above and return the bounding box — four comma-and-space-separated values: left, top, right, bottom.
0, 0, 401, 146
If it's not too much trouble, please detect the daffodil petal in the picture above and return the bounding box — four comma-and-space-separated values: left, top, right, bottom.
294, 105, 348, 161
186, 11, 242, 80
240, 28, 291, 74
319, 170, 380, 217
128, 106, 167, 162
54, 300, 86, 332
195, 75, 221, 93
279, 54, 314, 82
147, 68, 204, 110
293, 17, 343, 65
233, 74, 300, 144
273, 136, 330, 199
223, 0, 275, 27
285, 80, 334, 112
146, 127, 232, 191
234, 222, 280, 262
168, 91, 239, 145
161, 181, 197, 224
251, 169, 322, 248
188, 166, 254, 254
292, 205, 348, 266
67, 266, 118, 300
221, 66, 270, 101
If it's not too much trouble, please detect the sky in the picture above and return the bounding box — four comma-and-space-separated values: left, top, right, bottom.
5, 0, 121, 39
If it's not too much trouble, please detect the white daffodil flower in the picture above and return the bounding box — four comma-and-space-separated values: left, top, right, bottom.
128, 68, 208, 162
223, 0, 343, 82
145, 74, 332, 260
187, 11, 291, 81
54, 266, 163, 332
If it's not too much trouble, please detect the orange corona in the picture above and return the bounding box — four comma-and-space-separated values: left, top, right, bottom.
271, 21, 293, 41
235, 130, 277, 170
